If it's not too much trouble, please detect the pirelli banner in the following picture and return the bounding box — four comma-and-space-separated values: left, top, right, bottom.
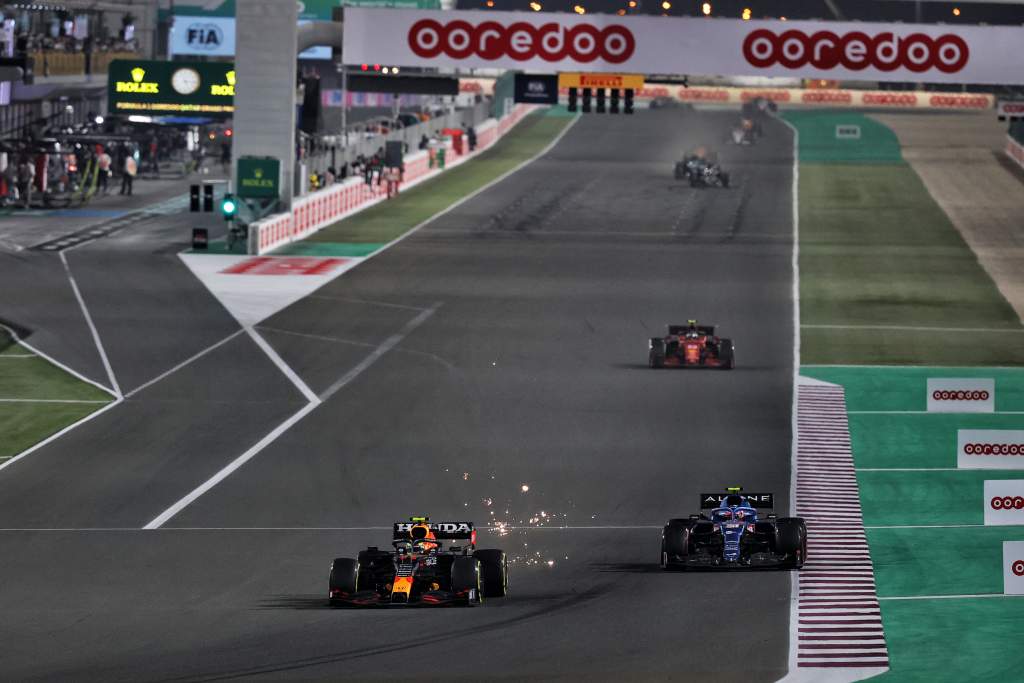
342, 9, 1024, 85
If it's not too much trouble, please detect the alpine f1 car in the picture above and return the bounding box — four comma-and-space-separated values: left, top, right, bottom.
661, 488, 807, 570
649, 320, 735, 369
328, 518, 508, 607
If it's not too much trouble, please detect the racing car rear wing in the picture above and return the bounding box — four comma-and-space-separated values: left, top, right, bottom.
669, 324, 716, 336
700, 493, 774, 509
393, 521, 476, 540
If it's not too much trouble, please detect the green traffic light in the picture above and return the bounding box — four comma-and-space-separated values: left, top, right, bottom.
221, 195, 237, 218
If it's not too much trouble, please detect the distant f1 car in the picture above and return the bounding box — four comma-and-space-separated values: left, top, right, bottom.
329, 518, 508, 607
649, 320, 735, 369
661, 488, 807, 570
675, 155, 731, 188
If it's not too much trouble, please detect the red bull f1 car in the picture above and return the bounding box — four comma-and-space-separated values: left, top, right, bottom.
329, 518, 508, 607
649, 320, 735, 369
661, 488, 807, 570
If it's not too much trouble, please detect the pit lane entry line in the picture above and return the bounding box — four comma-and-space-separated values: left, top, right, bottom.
142, 303, 440, 530
60, 251, 121, 398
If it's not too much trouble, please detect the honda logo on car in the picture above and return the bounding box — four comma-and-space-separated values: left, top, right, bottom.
984, 481, 1024, 525
958, 430, 1024, 470
408, 18, 634, 63
742, 29, 968, 73
927, 378, 995, 412
1003, 541, 1024, 594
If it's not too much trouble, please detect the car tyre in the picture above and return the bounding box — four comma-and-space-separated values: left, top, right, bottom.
718, 339, 735, 370
473, 549, 508, 598
329, 557, 359, 604
776, 517, 807, 569
662, 521, 690, 570
451, 556, 482, 605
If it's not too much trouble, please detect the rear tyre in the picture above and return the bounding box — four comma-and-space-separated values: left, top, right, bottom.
662, 521, 690, 570
718, 339, 735, 370
451, 556, 482, 604
649, 339, 665, 369
776, 518, 807, 569
329, 558, 359, 603
473, 549, 508, 598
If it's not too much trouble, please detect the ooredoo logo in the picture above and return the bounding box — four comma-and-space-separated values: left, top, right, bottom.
965, 443, 1024, 456
933, 390, 989, 401
408, 19, 635, 63
742, 29, 969, 73
991, 496, 1024, 510
1013, 560, 1024, 577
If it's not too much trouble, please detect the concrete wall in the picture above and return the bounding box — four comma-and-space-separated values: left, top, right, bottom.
232, 0, 298, 209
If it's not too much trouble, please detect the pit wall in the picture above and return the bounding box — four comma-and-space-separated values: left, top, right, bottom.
1007, 135, 1024, 171
634, 84, 994, 111
249, 104, 534, 255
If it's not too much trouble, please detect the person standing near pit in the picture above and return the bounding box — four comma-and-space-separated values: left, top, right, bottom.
96, 146, 112, 195
120, 152, 137, 196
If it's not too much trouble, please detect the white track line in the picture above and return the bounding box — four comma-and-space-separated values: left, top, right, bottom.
142, 402, 319, 529
0, 398, 123, 475
245, 327, 320, 405
0, 322, 117, 398
125, 329, 245, 399
856, 468, 962, 472
60, 251, 121, 398
304, 295, 428, 312
144, 115, 579, 529
0, 354, 36, 358
803, 363, 1024, 370
320, 303, 439, 402
848, 411, 1024, 415
801, 324, 1024, 334
0, 524, 663, 532
878, 593, 1024, 601
0, 398, 109, 403
860, 528, 987, 532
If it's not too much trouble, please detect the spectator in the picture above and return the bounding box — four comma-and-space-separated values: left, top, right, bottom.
96, 146, 111, 195
364, 154, 375, 185
220, 141, 231, 172
120, 153, 136, 195
325, 166, 336, 186
148, 136, 159, 174
17, 156, 35, 208
467, 126, 477, 152
418, 134, 429, 150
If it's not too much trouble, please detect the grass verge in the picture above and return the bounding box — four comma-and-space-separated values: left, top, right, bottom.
785, 110, 1024, 366
0, 329, 112, 462
281, 109, 575, 250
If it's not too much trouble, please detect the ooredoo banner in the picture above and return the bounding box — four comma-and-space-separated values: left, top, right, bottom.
984, 480, 1024, 525
958, 430, 1024, 470
1004, 541, 1024, 594
342, 9, 1024, 85
927, 378, 994, 413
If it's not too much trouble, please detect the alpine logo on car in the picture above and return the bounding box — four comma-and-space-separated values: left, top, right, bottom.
407, 18, 635, 63
742, 29, 969, 73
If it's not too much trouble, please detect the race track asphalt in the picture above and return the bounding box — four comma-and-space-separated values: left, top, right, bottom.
0, 109, 796, 682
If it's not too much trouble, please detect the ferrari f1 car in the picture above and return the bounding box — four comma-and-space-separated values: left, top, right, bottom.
661, 488, 807, 570
328, 518, 508, 607
649, 320, 735, 369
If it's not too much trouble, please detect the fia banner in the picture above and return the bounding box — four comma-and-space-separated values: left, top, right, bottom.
342, 9, 1024, 85
927, 378, 994, 413
958, 430, 1024, 470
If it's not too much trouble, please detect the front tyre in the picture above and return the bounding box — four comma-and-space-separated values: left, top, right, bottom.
473, 549, 508, 598
776, 518, 807, 569
451, 556, 482, 605
328, 558, 359, 604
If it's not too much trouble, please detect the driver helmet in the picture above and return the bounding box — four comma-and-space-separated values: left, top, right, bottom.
686, 320, 700, 339
409, 523, 438, 553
